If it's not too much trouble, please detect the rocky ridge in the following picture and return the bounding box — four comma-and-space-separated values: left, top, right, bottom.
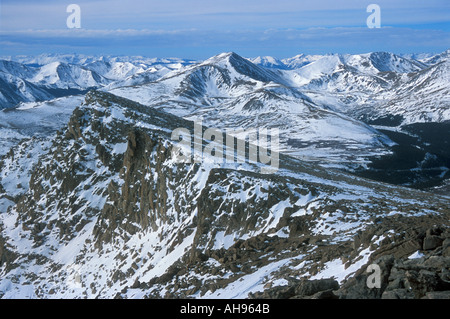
0, 91, 448, 299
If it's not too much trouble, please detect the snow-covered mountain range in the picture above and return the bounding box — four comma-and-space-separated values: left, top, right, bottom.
0, 50, 449, 299
110, 52, 395, 168
2, 50, 447, 125
0, 55, 197, 109
1, 50, 449, 185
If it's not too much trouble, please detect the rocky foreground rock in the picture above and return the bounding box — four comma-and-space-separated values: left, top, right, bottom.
249, 226, 450, 299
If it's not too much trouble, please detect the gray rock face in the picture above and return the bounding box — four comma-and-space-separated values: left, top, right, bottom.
423, 236, 443, 250
295, 279, 340, 297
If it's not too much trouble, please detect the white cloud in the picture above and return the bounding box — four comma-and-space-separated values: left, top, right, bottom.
0, 28, 196, 37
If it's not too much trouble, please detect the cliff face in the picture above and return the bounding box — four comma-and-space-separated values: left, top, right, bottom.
0, 91, 449, 299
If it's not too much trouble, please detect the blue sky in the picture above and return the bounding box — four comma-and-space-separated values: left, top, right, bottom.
0, 0, 449, 59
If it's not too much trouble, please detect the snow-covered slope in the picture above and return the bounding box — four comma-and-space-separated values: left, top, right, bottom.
76, 61, 146, 81
286, 52, 424, 92
0, 71, 55, 109
281, 54, 324, 69
0, 95, 84, 157
0, 59, 106, 108
344, 52, 425, 75
379, 59, 450, 124
249, 56, 289, 69
0, 60, 38, 79
421, 49, 450, 66
0, 91, 448, 299
355, 58, 450, 125
110, 52, 289, 113
272, 51, 449, 129
31, 62, 110, 90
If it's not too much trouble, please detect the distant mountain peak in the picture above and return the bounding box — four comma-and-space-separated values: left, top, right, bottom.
191, 52, 287, 85
249, 56, 288, 70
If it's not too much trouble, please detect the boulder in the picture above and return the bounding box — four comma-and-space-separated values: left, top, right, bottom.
306, 289, 339, 299
423, 236, 443, 250
295, 278, 339, 297
381, 289, 414, 299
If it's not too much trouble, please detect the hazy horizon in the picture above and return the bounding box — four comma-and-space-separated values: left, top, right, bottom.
1, 0, 449, 59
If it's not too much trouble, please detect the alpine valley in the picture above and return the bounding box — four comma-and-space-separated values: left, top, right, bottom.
0, 51, 449, 299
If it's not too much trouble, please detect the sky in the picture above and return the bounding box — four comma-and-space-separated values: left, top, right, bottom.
0, 0, 449, 59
